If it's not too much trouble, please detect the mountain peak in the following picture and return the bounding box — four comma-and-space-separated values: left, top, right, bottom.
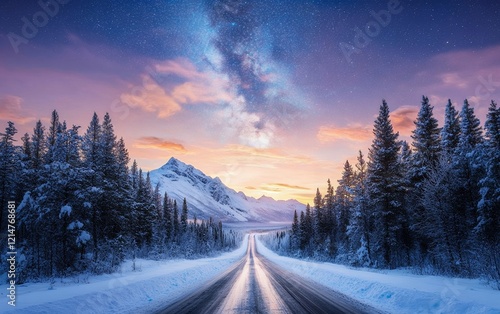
166, 157, 179, 166
150, 157, 304, 222
259, 195, 275, 202
163, 157, 187, 169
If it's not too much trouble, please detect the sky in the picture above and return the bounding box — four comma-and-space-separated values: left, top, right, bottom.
1, 0, 500, 204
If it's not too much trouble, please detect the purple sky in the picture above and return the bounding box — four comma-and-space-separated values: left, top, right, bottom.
1, 0, 499, 202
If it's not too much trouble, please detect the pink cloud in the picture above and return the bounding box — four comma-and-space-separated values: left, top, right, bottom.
317, 124, 372, 142
154, 59, 205, 80
416, 45, 500, 109
120, 59, 233, 119
0, 95, 35, 125
390, 105, 419, 136
120, 75, 182, 118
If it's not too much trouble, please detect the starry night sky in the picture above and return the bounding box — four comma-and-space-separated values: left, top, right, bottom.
1, 0, 500, 202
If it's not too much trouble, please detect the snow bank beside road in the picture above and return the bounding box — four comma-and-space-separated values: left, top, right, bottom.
0, 235, 248, 314
256, 236, 500, 314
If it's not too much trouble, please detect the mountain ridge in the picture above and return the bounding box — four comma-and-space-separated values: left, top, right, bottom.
149, 157, 305, 222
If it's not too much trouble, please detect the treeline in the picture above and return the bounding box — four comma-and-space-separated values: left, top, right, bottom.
263, 98, 500, 288
0, 111, 240, 283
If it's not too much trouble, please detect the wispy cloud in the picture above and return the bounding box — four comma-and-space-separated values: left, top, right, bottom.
121, 58, 280, 148
120, 58, 231, 119
416, 45, 500, 111
269, 183, 310, 190
121, 75, 182, 118
317, 106, 420, 141
440, 72, 468, 89
135, 136, 187, 152
0, 95, 35, 124
317, 124, 372, 142
390, 105, 419, 135
244, 184, 307, 194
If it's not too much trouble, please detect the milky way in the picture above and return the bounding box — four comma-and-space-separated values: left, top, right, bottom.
1, 0, 500, 201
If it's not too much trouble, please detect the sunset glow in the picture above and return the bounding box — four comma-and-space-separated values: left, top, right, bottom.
1, 0, 499, 204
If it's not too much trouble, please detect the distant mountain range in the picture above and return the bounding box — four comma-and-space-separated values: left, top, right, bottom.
149, 157, 305, 222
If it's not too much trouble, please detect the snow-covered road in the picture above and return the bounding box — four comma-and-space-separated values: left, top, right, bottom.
2, 232, 500, 313
156, 234, 376, 313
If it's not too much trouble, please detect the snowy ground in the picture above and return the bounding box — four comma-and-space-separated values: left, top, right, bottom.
0, 235, 248, 314
255, 235, 500, 314
3, 233, 499, 313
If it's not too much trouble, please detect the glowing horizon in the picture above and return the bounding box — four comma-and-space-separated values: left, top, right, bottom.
1, 0, 499, 205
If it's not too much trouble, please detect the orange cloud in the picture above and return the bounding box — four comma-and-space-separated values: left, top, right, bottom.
121, 59, 232, 119
120, 75, 181, 118
135, 137, 187, 152
317, 124, 372, 142
243, 183, 310, 195
0, 95, 35, 125
269, 183, 309, 190
390, 105, 419, 135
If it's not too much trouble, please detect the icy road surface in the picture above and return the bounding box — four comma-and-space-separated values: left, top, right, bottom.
156, 234, 378, 313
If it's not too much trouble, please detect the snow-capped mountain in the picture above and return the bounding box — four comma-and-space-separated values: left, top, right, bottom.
149, 157, 305, 222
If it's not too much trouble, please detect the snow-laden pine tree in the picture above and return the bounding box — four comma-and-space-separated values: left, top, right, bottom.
0, 121, 18, 231
82, 113, 101, 169
290, 209, 300, 250
16, 133, 32, 202
17, 119, 91, 278
336, 160, 355, 257
130, 159, 139, 191
410, 96, 441, 187
134, 170, 155, 248
421, 154, 465, 274
31, 120, 46, 169
100, 113, 118, 178
313, 188, 327, 250
366, 100, 405, 268
449, 99, 484, 275
347, 150, 371, 266
324, 178, 337, 256
44, 110, 60, 165
476, 101, 500, 286
482, 100, 500, 149
181, 197, 189, 233
399, 141, 412, 192
173, 199, 180, 242
81, 113, 103, 261
299, 204, 313, 251
441, 99, 460, 157
21, 133, 31, 164
163, 192, 173, 242
458, 100, 483, 212
99, 113, 120, 241
458, 99, 483, 152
